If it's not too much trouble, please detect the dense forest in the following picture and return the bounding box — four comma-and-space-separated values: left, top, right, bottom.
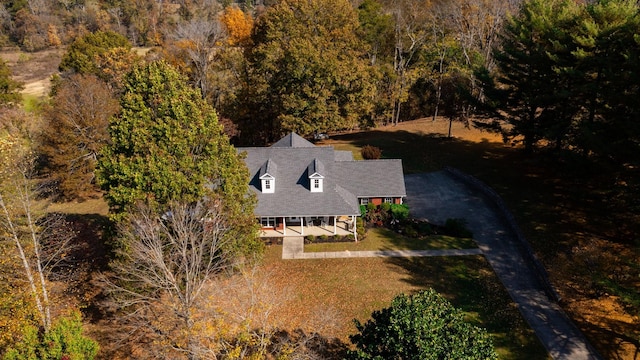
1, 0, 639, 358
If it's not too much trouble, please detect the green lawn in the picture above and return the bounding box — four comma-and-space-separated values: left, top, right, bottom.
264, 244, 549, 360
304, 227, 476, 252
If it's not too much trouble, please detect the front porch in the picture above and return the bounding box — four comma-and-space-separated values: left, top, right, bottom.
259, 216, 357, 239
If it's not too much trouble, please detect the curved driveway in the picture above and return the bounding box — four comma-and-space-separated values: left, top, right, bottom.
404, 172, 601, 360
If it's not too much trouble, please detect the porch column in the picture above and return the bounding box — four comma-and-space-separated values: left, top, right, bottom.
301, 216, 304, 236
333, 216, 337, 235
352, 215, 357, 242
283, 217, 286, 236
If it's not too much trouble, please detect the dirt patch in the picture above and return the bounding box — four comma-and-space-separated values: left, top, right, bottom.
0, 47, 64, 97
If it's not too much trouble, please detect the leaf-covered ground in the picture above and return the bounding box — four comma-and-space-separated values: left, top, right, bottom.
320, 119, 640, 359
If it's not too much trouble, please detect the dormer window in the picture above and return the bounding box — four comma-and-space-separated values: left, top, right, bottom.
259, 159, 277, 194
308, 158, 324, 193
310, 176, 323, 192
260, 175, 275, 193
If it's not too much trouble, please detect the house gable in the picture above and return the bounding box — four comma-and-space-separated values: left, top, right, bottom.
271, 132, 315, 148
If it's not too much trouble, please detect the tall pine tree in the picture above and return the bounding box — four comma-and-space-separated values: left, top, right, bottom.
97, 60, 260, 254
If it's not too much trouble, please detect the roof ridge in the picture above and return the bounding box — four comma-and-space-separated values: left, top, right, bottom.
334, 184, 358, 210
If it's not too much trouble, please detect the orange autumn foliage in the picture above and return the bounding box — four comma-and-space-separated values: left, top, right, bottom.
220, 6, 253, 46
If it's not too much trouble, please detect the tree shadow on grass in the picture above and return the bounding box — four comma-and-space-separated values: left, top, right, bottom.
579, 320, 640, 360
331, 127, 639, 358
268, 329, 349, 359
55, 213, 113, 322
383, 255, 550, 360
331, 130, 511, 175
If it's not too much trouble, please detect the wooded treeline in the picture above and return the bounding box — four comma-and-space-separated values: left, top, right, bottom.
4, 0, 639, 163
2, 0, 511, 141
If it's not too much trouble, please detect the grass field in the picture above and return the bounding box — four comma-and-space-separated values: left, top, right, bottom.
263, 245, 549, 359
304, 227, 476, 252
318, 118, 640, 359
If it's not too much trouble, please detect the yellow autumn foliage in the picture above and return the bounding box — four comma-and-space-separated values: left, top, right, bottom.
220, 6, 253, 46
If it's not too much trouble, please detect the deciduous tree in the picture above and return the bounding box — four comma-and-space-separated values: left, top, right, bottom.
0, 135, 90, 355
103, 200, 253, 359
39, 74, 119, 200
238, 0, 375, 143
220, 5, 253, 47
385, 0, 433, 125
170, 17, 226, 100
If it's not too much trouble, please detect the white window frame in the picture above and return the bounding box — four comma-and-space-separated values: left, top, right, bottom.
360, 198, 369, 205
265, 179, 271, 190
314, 179, 320, 189
260, 217, 276, 227
384, 197, 393, 204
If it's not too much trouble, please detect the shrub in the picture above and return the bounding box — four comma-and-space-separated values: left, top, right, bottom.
305, 235, 316, 243
319, 234, 328, 241
359, 205, 367, 217
346, 234, 355, 241
417, 221, 433, 236
356, 217, 366, 241
4, 311, 99, 360
366, 202, 377, 212
390, 204, 409, 220
380, 202, 391, 212
403, 223, 419, 238
348, 289, 498, 359
361, 145, 382, 159
444, 218, 473, 238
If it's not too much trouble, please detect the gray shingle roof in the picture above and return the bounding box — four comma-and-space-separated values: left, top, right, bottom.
271, 132, 315, 148
259, 158, 277, 179
334, 150, 354, 161
238, 133, 406, 217
307, 158, 325, 177
333, 160, 406, 197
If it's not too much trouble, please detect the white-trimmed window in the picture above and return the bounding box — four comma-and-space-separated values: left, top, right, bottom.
261, 176, 275, 193
314, 179, 320, 189
360, 198, 369, 205
384, 197, 393, 204
260, 217, 276, 227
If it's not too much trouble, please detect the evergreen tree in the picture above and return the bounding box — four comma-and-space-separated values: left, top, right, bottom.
485, 0, 640, 160
348, 289, 498, 360
572, 0, 640, 160
59, 31, 131, 75
97, 61, 259, 254
487, 0, 580, 152
0, 58, 23, 107
3, 312, 98, 360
